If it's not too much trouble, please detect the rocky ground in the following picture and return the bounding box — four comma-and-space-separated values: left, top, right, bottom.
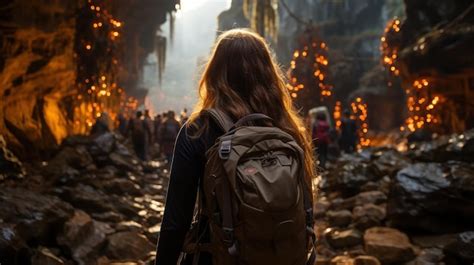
315, 130, 474, 265
1, 133, 168, 265
1, 130, 474, 265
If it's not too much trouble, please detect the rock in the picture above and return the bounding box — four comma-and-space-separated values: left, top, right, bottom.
93, 132, 116, 154
327, 210, 352, 227
315, 256, 331, 265
92, 211, 125, 223
0, 135, 25, 180
353, 204, 386, 230
314, 199, 331, 218
106, 231, 155, 260
0, 222, 31, 265
326, 228, 363, 249
387, 162, 474, 233
330, 197, 356, 211
104, 178, 143, 196
444, 231, 474, 263
360, 182, 379, 192
353, 255, 381, 265
370, 149, 410, 178
31, 247, 64, 265
354, 191, 387, 206
109, 152, 138, 172
411, 234, 457, 248
57, 210, 112, 265
49, 145, 93, 170
364, 227, 416, 264
59, 184, 115, 213
407, 248, 444, 265
409, 130, 474, 163
0, 188, 74, 243
116, 220, 144, 232
330, 255, 354, 265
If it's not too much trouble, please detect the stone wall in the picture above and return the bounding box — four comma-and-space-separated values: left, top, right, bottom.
0, 0, 176, 157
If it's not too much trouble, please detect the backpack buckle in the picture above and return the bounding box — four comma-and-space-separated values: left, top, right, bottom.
219, 140, 232, 159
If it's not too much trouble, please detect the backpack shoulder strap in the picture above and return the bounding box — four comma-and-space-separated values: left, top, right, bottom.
205, 109, 234, 132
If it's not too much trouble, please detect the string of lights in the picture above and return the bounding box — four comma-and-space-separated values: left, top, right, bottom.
287, 39, 332, 100
381, 18, 443, 132
74, 0, 137, 133
351, 97, 370, 148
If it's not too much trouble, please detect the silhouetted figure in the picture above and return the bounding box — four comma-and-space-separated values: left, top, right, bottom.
154, 114, 163, 144
117, 113, 128, 136
144, 109, 155, 144
180, 108, 189, 124
128, 111, 152, 161
159, 110, 181, 163
313, 112, 330, 169
339, 109, 358, 153
90, 112, 111, 136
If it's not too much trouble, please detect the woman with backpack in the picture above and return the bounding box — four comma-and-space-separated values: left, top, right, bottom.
156, 29, 316, 265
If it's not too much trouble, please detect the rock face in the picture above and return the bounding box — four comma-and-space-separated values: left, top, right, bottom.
387, 162, 474, 233
0, 132, 167, 264
364, 227, 416, 264
0, 0, 177, 155
0, 188, 74, 243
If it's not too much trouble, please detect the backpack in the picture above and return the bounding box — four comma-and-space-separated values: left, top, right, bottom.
313, 120, 330, 145
183, 109, 316, 265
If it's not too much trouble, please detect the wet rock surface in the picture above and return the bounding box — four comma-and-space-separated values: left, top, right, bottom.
0, 132, 168, 264
316, 129, 474, 264
2, 128, 474, 264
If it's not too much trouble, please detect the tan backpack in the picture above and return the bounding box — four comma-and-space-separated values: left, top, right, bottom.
183, 109, 316, 265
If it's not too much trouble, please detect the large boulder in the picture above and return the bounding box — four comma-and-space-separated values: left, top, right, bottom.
364, 227, 416, 264
0, 188, 74, 243
370, 149, 411, 178
409, 130, 474, 163
387, 162, 474, 233
59, 184, 115, 213
444, 231, 474, 263
326, 228, 363, 249
57, 210, 113, 265
105, 231, 155, 260
0, 222, 31, 265
327, 210, 352, 227
352, 204, 386, 231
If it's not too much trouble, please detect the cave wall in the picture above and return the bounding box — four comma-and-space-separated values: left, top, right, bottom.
393, 0, 474, 132
0, 0, 78, 156
219, 0, 405, 131
0, 0, 176, 157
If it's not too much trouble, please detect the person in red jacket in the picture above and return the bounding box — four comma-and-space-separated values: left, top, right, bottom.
313, 112, 330, 169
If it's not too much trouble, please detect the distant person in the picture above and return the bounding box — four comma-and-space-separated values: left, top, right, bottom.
117, 113, 128, 136
313, 112, 330, 168
339, 109, 358, 153
90, 112, 111, 136
128, 111, 152, 161
180, 108, 189, 124
154, 114, 163, 142
144, 109, 155, 143
159, 110, 181, 163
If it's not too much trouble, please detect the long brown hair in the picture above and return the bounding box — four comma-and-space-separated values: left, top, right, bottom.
188, 29, 316, 192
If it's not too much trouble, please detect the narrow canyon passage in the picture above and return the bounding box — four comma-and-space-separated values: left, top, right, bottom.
1, 0, 473, 265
